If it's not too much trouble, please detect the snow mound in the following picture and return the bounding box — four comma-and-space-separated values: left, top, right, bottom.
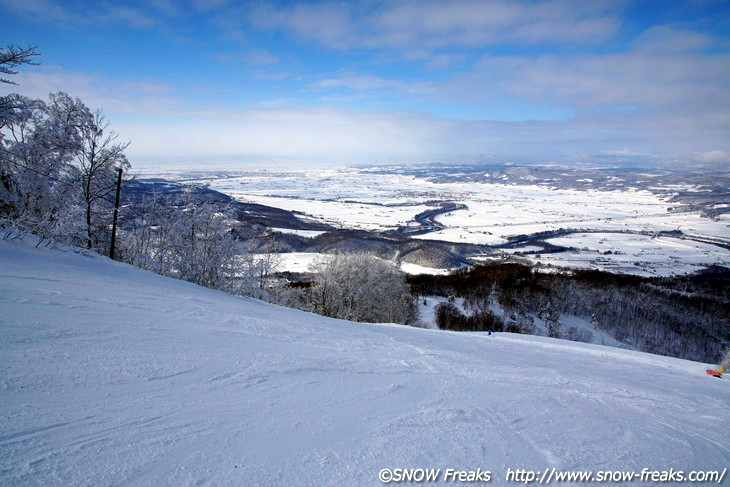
1, 237, 728, 486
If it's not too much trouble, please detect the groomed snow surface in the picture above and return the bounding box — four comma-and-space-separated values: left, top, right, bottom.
1, 237, 728, 486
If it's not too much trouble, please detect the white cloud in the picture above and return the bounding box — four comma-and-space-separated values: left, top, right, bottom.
8, 66, 178, 116
0, 0, 160, 29
118, 107, 464, 163
372, 0, 619, 48
191, 0, 230, 13
104, 6, 157, 29
692, 150, 730, 164
245, 0, 621, 50
112, 103, 730, 167
9, 65, 728, 167
245, 49, 279, 65
248, 2, 354, 48
4, 2, 728, 169
0, 0, 66, 21
214, 49, 280, 66
308, 73, 431, 95
473, 52, 730, 110
147, 0, 180, 17
633, 25, 714, 53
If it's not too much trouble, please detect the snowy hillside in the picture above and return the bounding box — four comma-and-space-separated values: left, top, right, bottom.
1, 237, 728, 486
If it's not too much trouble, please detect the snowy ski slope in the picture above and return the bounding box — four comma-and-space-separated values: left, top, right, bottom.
1, 237, 728, 486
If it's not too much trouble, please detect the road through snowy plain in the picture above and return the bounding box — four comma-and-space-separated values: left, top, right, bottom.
1, 237, 728, 486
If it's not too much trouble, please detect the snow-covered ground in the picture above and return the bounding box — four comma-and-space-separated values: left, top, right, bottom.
275, 252, 452, 276
1, 237, 728, 486
275, 252, 322, 273
161, 167, 730, 276
526, 233, 730, 277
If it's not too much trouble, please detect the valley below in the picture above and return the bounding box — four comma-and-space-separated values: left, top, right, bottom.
136, 162, 730, 278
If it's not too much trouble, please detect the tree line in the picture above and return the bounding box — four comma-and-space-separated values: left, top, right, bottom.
278, 252, 419, 325
1, 46, 129, 252
408, 263, 730, 363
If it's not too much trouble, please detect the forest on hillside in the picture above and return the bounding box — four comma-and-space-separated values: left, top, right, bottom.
408, 264, 730, 363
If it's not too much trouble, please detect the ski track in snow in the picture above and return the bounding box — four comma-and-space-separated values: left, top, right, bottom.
0, 237, 728, 486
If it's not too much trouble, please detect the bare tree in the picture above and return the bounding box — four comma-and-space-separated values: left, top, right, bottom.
118, 191, 169, 271
0, 46, 41, 126
171, 198, 238, 290
1, 45, 131, 252
0, 45, 40, 85
118, 191, 240, 292
1, 45, 42, 209
0, 95, 49, 223
70, 109, 130, 249
539, 301, 562, 338
236, 236, 283, 298
307, 252, 418, 325
1, 92, 90, 243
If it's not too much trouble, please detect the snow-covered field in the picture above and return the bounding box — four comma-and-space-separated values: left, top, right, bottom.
530, 233, 730, 277
277, 252, 452, 276
1, 236, 729, 486
149, 166, 730, 276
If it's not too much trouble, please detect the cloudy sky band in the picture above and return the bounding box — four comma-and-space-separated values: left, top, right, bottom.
2, 0, 729, 167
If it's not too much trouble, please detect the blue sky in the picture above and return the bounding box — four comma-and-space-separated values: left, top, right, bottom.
2, 0, 729, 168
